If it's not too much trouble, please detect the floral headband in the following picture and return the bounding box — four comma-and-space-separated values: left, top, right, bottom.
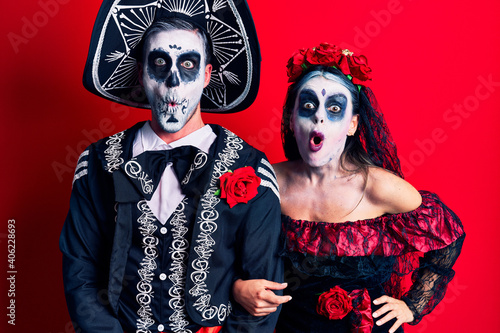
286, 42, 372, 90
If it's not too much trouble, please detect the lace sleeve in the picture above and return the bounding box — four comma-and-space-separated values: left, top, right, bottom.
402, 234, 465, 325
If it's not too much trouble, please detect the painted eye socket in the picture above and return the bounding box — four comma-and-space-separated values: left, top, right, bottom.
328, 105, 341, 113
154, 58, 166, 66
303, 102, 316, 109
181, 60, 195, 69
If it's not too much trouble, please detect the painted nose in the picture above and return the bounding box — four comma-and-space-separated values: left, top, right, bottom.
166, 70, 180, 87
313, 112, 325, 125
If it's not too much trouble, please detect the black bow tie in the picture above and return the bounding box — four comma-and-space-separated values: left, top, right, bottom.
115, 145, 212, 201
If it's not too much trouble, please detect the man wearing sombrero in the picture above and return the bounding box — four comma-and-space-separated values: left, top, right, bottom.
59, 1, 284, 332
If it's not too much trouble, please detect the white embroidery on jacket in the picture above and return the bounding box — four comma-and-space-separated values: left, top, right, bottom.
136, 200, 158, 332
124, 160, 154, 195
168, 198, 193, 333
189, 129, 242, 322
72, 150, 90, 184
181, 151, 208, 186
257, 158, 280, 201
104, 131, 126, 172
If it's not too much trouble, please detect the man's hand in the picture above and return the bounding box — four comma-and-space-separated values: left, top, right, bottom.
232, 279, 292, 316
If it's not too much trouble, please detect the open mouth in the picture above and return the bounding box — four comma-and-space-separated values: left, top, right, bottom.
309, 131, 324, 152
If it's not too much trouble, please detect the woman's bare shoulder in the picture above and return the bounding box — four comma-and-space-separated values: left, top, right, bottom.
272, 160, 299, 177
366, 166, 422, 214
272, 160, 301, 190
271, 160, 287, 172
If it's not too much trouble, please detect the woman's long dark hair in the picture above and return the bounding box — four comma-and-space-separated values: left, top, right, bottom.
281, 66, 403, 178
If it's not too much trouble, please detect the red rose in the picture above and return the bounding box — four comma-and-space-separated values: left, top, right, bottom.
316, 286, 353, 320
218, 166, 261, 208
337, 54, 352, 77
287, 48, 308, 82
348, 55, 372, 86
286, 44, 372, 87
306, 43, 342, 66
317, 42, 340, 53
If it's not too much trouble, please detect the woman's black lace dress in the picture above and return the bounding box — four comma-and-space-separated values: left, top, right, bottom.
276, 191, 465, 332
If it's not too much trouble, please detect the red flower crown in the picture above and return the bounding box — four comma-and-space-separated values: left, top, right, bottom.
286, 42, 372, 89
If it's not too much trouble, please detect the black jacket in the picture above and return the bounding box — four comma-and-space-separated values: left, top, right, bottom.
60, 122, 283, 332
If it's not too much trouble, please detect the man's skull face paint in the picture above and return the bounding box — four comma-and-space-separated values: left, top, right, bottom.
142, 29, 207, 133
291, 74, 357, 168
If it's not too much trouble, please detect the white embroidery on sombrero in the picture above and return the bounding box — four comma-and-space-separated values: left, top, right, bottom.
161, 0, 204, 17
100, 3, 157, 92
212, 0, 226, 12
222, 70, 240, 85
201, 15, 246, 106
106, 51, 126, 63
117, 5, 157, 51
209, 18, 243, 64
103, 56, 139, 90
205, 70, 225, 105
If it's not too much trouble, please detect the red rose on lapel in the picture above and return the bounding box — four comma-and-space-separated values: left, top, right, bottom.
218, 166, 261, 208
316, 286, 353, 320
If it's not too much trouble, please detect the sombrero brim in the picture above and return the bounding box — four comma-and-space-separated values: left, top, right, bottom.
82, 0, 261, 113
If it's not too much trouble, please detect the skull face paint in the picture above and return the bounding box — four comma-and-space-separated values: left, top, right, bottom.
141, 29, 208, 133
291, 74, 358, 168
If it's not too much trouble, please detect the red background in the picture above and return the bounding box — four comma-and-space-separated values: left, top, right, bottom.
2, 0, 499, 331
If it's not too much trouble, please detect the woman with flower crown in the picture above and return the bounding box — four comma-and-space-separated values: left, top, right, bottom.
232, 43, 465, 332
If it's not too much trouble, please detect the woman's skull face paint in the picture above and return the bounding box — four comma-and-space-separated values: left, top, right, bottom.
292, 74, 358, 167
142, 29, 208, 133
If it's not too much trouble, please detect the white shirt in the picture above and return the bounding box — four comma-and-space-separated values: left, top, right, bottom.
132, 121, 217, 224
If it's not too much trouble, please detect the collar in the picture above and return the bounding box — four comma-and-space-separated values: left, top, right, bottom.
133, 121, 216, 157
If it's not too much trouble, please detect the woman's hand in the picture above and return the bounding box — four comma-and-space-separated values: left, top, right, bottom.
232, 279, 292, 316
372, 295, 414, 333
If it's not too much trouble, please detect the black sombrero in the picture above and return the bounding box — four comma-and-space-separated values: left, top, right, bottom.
83, 0, 261, 113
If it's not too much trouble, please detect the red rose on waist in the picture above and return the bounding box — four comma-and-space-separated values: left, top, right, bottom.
317, 286, 353, 320
218, 166, 261, 208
